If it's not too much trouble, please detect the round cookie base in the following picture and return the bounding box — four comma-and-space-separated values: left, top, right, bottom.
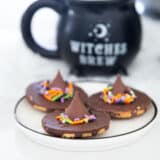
87, 90, 152, 119
42, 111, 110, 139
26, 81, 88, 112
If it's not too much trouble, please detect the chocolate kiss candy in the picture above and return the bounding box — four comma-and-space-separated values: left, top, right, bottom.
49, 71, 66, 92
112, 74, 129, 95
65, 92, 89, 119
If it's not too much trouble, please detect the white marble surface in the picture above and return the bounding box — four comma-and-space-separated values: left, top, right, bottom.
0, 2, 160, 159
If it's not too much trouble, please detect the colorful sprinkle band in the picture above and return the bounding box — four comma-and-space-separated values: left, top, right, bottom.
102, 85, 137, 104
39, 81, 74, 103
56, 113, 96, 125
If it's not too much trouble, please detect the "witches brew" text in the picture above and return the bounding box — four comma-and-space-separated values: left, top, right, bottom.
70, 40, 128, 66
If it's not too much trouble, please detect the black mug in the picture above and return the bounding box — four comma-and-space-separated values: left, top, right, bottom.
21, 0, 142, 75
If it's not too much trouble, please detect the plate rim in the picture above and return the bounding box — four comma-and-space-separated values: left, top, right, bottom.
14, 80, 158, 141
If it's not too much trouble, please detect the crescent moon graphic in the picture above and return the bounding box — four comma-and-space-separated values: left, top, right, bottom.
94, 24, 108, 39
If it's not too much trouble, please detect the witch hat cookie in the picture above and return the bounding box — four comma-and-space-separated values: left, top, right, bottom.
65, 92, 89, 119
112, 74, 129, 95
42, 91, 110, 138
49, 71, 66, 91
26, 71, 88, 112
87, 75, 152, 119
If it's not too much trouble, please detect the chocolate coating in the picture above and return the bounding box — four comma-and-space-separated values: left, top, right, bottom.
87, 89, 152, 118
49, 71, 66, 92
112, 74, 130, 94
42, 110, 110, 138
26, 81, 88, 112
65, 92, 89, 119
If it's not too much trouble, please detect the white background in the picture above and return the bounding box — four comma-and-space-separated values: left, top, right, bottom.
0, 0, 160, 160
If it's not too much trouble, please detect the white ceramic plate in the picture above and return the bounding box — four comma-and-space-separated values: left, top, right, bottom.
14, 81, 158, 151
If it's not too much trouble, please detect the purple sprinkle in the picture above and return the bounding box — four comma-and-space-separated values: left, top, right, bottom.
65, 88, 69, 93
90, 115, 96, 120
121, 96, 125, 101
115, 100, 121, 104
74, 118, 80, 121
60, 97, 64, 103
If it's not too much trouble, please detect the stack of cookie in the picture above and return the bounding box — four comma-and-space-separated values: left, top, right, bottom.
25, 71, 152, 138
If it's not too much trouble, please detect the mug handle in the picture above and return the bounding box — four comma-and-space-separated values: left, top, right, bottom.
21, 0, 66, 58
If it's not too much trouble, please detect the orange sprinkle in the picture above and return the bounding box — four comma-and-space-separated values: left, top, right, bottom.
72, 119, 84, 125
43, 94, 53, 101
125, 97, 134, 104
68, 82, 73, 94
44, 90, 64, 100
56, 116, 61, 120
103, 89, 107, 96
115, 93, 122, 100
